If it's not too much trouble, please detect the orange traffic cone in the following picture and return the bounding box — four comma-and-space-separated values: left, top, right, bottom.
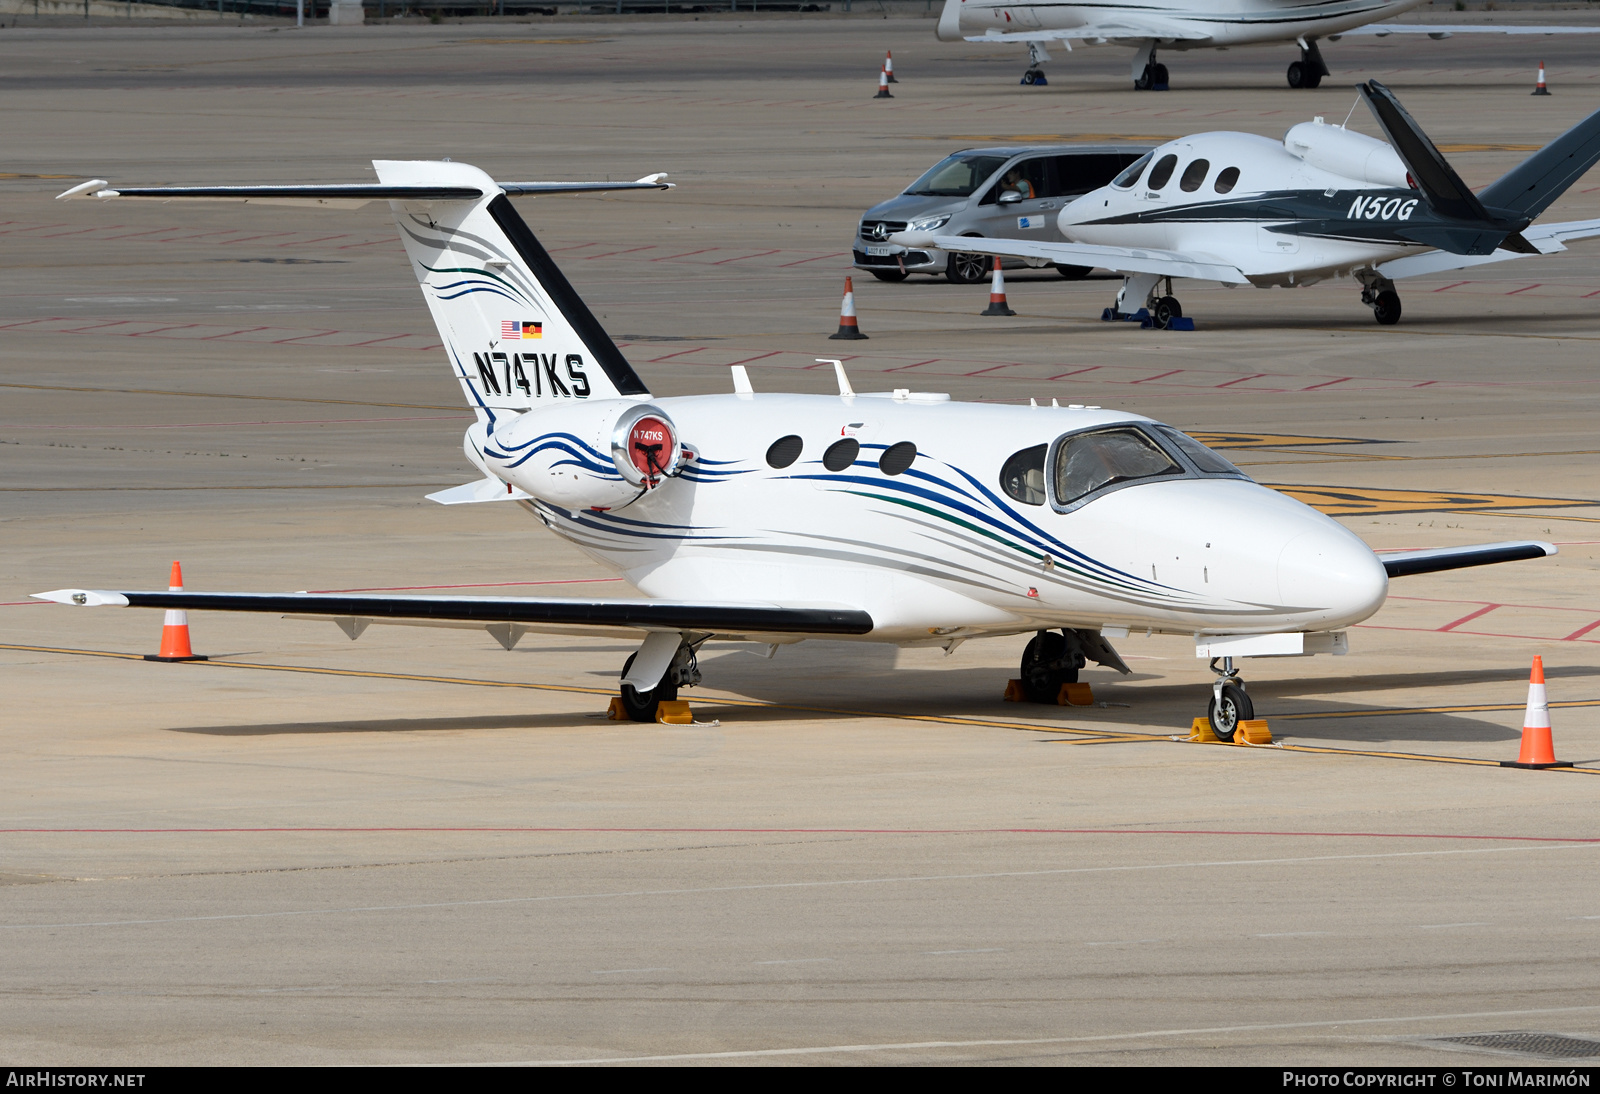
1533, 61, 1551, 96
828, 276, 869, 340
981, 259, 1016, 316
874, 68, 893, 99
1502, 656, 1571, 769
884, 49, 898, 83
144, 561, 207, 663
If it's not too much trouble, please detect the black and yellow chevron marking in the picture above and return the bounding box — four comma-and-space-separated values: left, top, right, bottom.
1191, 432, 1389, 449
1270, 484, 1591, 517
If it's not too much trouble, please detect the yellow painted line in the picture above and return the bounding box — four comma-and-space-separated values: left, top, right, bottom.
1277, 698, 1600, 720
0, 381, 457, 412
462, 37, 614, 45
903, 134, 1180, 143
1268, 484, 1591, 517
1189, 432, 1385, 449
1437, 144, 1542, 153
1240, 448, 1600, 468
8, 643, 1595, 773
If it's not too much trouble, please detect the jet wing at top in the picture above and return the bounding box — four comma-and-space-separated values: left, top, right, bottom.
966, 23, 1212, 45
904, 232, 1250, 285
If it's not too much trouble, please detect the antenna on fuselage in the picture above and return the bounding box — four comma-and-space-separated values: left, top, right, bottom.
1341, 96, 1360, 130
817, 358, 854, 397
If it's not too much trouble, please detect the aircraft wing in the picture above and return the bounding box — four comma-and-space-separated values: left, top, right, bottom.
907, 232, 1250, 284
965, 22, 1212, 45
1336, 24, 1600, 38
1376, 541, 1555, 579
30, 589, 874, 641
1378, 216, 1600, 279
55, 174, 672, 210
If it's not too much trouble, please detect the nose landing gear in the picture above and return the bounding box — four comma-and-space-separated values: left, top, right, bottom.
1021, 41, 1051, 86
1020, 629, 1085, 703
1206, 656, 1254, 742
617, 635, 705, 723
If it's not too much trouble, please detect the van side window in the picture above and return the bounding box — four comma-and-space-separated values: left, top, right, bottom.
1214, 166, 1241, 194
1146, 155, 1179, 191
1000, 444, 1048, 506
984, 157, 1052, 203
1054, 153, 1141, 198
1179, 159, 1210, 192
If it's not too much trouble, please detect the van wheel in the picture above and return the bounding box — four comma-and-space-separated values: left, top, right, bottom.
869, 269, 909, 283
945, 241, 990, 285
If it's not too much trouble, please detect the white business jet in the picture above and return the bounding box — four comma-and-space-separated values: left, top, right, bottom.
37, 162, 1553, 739
894, 80, 1600, 328
938, 0, 1600, 90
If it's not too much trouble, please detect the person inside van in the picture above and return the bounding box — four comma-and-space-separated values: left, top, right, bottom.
1001, 167, 1034, 200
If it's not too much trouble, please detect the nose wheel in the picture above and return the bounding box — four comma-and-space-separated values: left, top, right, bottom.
1206, 656, 1254, 742
1020, 629, 1084, 703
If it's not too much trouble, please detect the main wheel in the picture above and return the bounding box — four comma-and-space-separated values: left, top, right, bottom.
944, 239, 990, 285
1152, 63, 1169, 88
1152, 295, 1183, 329
1021, 70, 1037, 86
869, 268, 909, 283
1287, 60, 1307, 89
1207, 682, 1254, 743
1054, 263, 1093, 280
1020, 631, 1077, 704
1372, 290, 1402, 326
619, 652, 679, 723
1304, 68, 1323, 89
1134, 67, 1153, 91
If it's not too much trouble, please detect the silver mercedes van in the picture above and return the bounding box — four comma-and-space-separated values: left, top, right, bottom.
853, 144, 1151, 283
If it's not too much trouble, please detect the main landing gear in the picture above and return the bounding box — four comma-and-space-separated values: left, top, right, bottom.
1357, 269, 1402, 326
1019, 629, 1087, 703
1207, 656, 1254, 742
1287, 39, 1327, 89
1108, 273, 1184, 329
617, 634, 704, 722
1021, 41, 1050, 86
1131, 43, 1168, 91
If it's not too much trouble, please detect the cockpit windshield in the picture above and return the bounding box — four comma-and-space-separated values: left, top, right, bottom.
1110, 152, 1153, 189
1047, 424, 1248, 511
906, 154, 1010, 197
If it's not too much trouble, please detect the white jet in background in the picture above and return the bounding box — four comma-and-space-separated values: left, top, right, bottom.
39, 162, 1553, 739
938, 0, 1600, 90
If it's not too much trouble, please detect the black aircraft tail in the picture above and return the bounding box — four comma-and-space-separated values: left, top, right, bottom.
1478, 103, 1600, 219
1360, 81, 1600, 254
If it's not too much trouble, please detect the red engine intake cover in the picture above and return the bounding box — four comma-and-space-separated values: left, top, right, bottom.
628, 416, 675, 484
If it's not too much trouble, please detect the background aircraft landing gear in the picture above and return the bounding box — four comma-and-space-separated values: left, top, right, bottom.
1020, 629, 1086, 703
1021, 41, 1051, 86
1135, 62, 1169, 91
1357, 271, 1402, 326
1152, 294, 1183, 330
1021, 68, 1048, 86
1287, 40, 1327, 88
1207, 656, 1253, 742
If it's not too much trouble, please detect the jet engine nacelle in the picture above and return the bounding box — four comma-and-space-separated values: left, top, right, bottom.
1283, 120, 1410, 189
480, 398, 684, 510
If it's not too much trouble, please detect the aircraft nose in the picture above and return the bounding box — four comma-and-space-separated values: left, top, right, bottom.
1276, 527, 1388, 628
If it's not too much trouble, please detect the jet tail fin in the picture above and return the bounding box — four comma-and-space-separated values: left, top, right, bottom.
1358, 80, 1491, 224
1478, 104, 1600, 220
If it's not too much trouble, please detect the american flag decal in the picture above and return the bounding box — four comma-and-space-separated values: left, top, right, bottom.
500, 321, 543, 340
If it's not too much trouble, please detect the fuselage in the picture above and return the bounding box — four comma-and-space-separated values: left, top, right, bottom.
485, 393, 1389, 644
1060, 128, 1431, 285
946, 0, 1428, 49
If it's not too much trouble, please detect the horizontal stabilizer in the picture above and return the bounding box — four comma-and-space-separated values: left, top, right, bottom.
1478, 105, 1600, 220
56, 175, 672, 208
900, 232, 1249, 284
31, 589, 874, 636
1379, 215, 1600, 278
1377, 540, 1555, 578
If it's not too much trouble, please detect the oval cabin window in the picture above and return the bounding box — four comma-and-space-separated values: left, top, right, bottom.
1214, 167, 1240, 194
1146, 154, 1178, 191
1179, 159, 1210, 193
822, 438, 860, 472
766, 435, 803, 469
879, 441, 917, 476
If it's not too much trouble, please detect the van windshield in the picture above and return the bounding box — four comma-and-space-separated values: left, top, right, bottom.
906, 154, 1009, 197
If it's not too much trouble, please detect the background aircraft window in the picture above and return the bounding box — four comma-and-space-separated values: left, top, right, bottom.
1111, 152, 1152, 189
1214, 166, 1241, 194
1146, 155, 1179, 191
1000, 444, 1047, 506
1056, 153, 1147, 197
1154, 426, 1246, 476
879, 441, 917, 476
1053, 428, 1183, 507
1179, 159, 1210, 193
905, 154, 1009, 198
766, 434, 803, 469
822, 438, 860, 472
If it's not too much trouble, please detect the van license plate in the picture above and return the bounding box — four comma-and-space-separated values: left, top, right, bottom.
865, 245, 896, 257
